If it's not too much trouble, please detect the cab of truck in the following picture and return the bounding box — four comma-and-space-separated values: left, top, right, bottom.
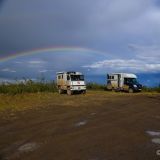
123, 77, 142, 93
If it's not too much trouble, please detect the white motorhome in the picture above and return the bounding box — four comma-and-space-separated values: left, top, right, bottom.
107, 73, 142, 93
56, 71, 86, 95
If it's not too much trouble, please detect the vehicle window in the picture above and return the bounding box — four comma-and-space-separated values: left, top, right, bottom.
67, 75, 70, 80
124, 78, 138, 84
124, 78, 128, 84
107, 80, 111, 84
71, 75, 84, 81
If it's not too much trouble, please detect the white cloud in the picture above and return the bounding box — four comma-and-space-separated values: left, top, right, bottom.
83, 43, 160, 73
27, 60, 46, 68
1, 68, 16, 72
14, 61, 23, 64
128, 44, 160, 62
39, 69, 48, 73
83, 59, 160, 73
0, 78, 16, 84
28, 60, 45, 64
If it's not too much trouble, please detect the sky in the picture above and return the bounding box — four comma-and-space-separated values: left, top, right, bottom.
0, 0, 160, 85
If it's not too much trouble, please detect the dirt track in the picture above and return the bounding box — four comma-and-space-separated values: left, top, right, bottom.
0, 91, 160, 160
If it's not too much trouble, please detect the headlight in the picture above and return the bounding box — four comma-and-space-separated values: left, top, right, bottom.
133, 85, 137, 87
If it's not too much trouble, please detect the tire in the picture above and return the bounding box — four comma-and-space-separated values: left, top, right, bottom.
107, 84, 112, 91
128, 88, 134, 93
58, 88, 63, 94
82, 90, 86, 94
67, 89, 72, 95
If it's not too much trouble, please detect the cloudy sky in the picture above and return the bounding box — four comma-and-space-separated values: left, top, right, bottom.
0, 0, 160, 82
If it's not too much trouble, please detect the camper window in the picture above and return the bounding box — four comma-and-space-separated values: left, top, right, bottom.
58, 75, 61, 79
108, 76, 114, 79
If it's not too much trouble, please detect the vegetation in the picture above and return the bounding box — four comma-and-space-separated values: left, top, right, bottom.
0, 80, 160, 94
86, 82, 106, 90
142, 85, 160, 93
0, 80, 57, 95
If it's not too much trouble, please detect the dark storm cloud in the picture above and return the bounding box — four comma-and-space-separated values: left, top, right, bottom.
0, 0, 5, 8
0, 0, 96, 56
154, 0, 160, 7
1, 0, 160, 58
0, 0, 160, 80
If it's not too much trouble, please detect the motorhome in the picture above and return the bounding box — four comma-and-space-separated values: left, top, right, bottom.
107, 73, 142, 93
56, 71, 86, 95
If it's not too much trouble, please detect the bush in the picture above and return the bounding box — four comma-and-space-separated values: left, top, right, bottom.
142, 86, 160, 93
86, 82, 105, 90
0, 80, 57, 95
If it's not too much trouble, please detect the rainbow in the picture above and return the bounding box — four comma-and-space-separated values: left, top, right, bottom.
0, 46, 105, 62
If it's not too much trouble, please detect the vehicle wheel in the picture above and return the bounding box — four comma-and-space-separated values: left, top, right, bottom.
107, 85, 112, 91
82, 90, 86, 94
58, 88, 63, 94
67, 89, 72, 95
128, 88, 134, 93
112, 87, 115, 92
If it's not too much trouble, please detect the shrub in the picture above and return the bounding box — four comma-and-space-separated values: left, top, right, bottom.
0, 80, 57, 95
86, 82, 105, 90
142, 86, 160, 93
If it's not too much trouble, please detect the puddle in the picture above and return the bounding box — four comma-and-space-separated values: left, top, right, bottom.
90, 113, 96, 116
146, 131, 160, 136
155, 116, 160, 119
18, 142, 39, 153
89, 158, 100, 160
151, 138, 160, 144
75, 120, 87, 127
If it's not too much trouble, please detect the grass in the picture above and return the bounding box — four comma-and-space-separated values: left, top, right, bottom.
86, 82, 106, 90
0, 80, 57, 95
0, 90, 159, 116
0, 92, 56, 112
0, 81, 106, 95
0, 80, 160, 95
142, 86, 160, 93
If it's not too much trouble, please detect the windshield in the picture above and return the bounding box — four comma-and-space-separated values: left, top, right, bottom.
124, 78, 139, 84
70, 75, 84, 81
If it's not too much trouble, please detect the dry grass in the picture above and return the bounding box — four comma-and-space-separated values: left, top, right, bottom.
0, 91, 159, 113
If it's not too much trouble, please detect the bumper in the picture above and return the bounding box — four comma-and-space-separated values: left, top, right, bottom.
134, 87, 142, 92
70, 85, 86, 91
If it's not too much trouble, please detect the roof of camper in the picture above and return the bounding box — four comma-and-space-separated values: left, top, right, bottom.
108, 73, 137, 78
56, 71, 82, 75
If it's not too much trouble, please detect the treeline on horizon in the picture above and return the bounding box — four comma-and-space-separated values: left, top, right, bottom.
0, 79, 159, 95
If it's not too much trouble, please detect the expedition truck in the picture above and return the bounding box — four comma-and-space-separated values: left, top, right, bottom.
106, 73, 142, 93
56, 71, 86, 95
